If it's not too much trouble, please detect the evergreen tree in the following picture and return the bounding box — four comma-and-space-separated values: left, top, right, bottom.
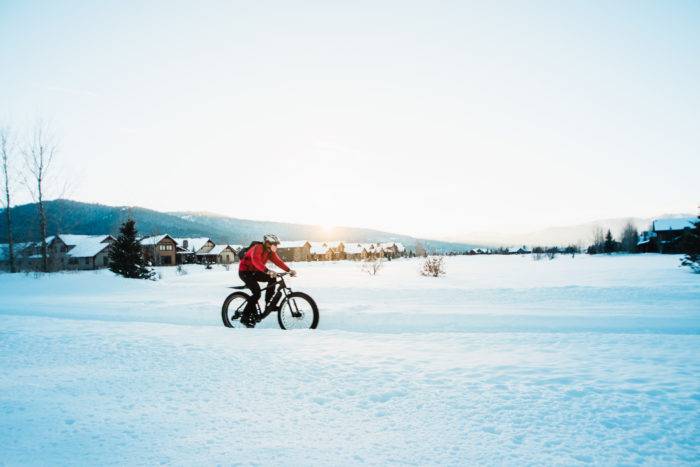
603, 229, 617, 254
109, 219, 154, 279
679, 215, 700, 273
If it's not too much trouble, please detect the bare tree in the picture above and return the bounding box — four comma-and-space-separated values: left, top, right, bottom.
589, 226, 606, 254
22, 121, 58, 272
1, 126, 17, 272
620, 221, 639, 253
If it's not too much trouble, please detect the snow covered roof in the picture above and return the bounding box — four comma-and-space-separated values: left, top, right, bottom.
310, 244, 331, 255
172, 237, 212, 253
206, 244, 235, 256
139, 235, 173, 245
66, 236, 113, 258
278, 241, 310, 249
344, 244, 366, 254
652, 217, 697, 232
61, 234, 113, 246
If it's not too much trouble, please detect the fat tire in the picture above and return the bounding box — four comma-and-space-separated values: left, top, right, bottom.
222, 291, 251, 328
277, 292, 319, 330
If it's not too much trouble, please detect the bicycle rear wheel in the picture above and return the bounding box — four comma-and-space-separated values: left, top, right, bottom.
221, 292, 251, 328
277, 292, 319, 330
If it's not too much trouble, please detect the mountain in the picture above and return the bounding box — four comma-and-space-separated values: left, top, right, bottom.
448, 213, 695, 247
0, 199, 479, 252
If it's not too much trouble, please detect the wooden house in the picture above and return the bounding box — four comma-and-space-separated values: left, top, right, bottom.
140, 235, 178, 266
277, 241, 311, 262
638, 217, 698, 253
173, 237, 215, 264
61, 234, 116, 270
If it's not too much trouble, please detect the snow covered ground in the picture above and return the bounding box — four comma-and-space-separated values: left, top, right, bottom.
1, 254, 699, 465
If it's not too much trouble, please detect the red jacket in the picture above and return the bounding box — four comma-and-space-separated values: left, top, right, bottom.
239, 244, 290, 273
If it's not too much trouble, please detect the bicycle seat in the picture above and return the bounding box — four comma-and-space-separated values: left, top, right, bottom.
229, 285, 248, 290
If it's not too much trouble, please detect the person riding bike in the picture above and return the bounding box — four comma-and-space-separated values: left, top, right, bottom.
238, 234, 297, 326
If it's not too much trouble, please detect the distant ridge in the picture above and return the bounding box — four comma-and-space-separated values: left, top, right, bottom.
0, 199, 480, 253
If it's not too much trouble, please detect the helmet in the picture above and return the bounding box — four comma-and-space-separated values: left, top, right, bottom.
263, 234, 281, 245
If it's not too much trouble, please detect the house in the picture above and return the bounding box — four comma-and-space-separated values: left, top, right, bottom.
140, 235, 178, 266
507, 245, 530, 254
3, 235, 116, 271
204, 244, 238, 264
173, 237, 215, 263
196, 244, 234, 264
638, 217, 698, 253
309, 242, 334, 261
23, 235, 72, 270
343, 242, 367, 260
307, 241, 347, 261
277, 241, 311, 262
363, 243, 383, 259
61, 235, 116, 270
379, 242, 406, 259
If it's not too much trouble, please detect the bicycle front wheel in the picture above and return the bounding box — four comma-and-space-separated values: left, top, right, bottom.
277, 292, 319, 330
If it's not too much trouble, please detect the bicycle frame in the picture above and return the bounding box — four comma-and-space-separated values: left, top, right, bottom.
230, 273, 301, 321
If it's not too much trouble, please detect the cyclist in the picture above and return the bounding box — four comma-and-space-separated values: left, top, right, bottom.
238, 234, 297, 326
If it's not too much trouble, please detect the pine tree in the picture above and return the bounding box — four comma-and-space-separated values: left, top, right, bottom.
109, 219, 154, 279
603, 229, 617, 254
679, 215, 700, 273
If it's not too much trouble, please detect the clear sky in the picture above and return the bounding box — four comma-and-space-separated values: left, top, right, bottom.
1, 0, 698, 239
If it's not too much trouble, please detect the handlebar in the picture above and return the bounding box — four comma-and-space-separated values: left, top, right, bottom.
271, 271, 292, 277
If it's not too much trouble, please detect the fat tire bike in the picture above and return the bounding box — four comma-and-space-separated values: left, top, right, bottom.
221, 272, 319, 330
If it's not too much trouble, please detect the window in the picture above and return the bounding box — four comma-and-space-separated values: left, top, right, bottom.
103, 257, 109, 266
68, 258, 78, 265
85, 258, 90, 265
159, 244, 173, 251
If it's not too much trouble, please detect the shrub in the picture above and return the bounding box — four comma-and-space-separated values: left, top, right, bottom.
421, 256, 446, 277
362, 258, 383, 276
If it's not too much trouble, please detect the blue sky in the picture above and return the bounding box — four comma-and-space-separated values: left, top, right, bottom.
1, 1, 698, 238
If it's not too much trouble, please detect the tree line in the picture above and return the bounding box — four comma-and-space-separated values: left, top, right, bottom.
586, 223, 640, 255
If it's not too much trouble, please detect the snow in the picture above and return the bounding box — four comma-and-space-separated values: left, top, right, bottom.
278, 240, 310, 249
1, 255, 699, 464
343, 243, 365, 254
204, 244, 233, 256
63, 236, 112, 258
138, 234, 171, 245
310, 244, 330, 255
653, 217, 697, 231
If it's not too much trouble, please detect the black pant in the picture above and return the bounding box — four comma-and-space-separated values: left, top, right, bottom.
239, 270, 275, 314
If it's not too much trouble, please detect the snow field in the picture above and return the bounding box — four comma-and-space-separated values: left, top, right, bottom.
0, 254, 699, 465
